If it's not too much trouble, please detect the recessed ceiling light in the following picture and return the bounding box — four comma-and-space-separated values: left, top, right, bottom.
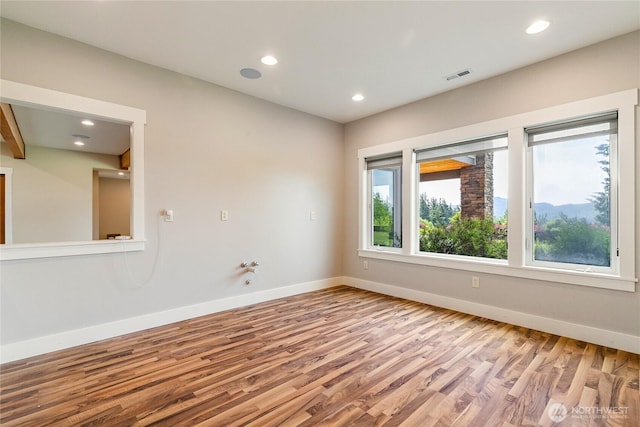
526, 20, 550, 35
81, 119, 94, 126
261, 55, 278, 66
352, 94, 365, 102
74, 141, 85, 146
240, 68, 262, 79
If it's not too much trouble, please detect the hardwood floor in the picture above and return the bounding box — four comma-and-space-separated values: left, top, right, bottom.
1, 286, 638, 426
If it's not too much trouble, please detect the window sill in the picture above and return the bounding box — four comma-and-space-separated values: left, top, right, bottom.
1, 240, 145, 261
358, 249, 636, 292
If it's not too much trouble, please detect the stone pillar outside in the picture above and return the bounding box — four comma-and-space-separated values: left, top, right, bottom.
459, 153, 493, 219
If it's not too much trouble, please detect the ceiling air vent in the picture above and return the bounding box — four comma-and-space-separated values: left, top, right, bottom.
445, 68, 472, 81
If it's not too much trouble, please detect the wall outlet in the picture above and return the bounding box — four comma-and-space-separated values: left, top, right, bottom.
471, 276, 480, 288
363, 260, 369, 270
164, 209, 174, 222
220, 210, 229, 221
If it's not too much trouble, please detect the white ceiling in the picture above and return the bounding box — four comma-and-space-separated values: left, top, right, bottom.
2, 1, 639, 123
11, 104, 130, 155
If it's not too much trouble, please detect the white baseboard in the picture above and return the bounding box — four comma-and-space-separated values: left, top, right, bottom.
0, 277, 341, 364
344, 276, 640, 354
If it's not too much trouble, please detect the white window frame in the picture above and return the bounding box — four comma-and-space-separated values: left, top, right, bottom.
525, 114, 619, 275
415, 134, 509, 259
357, 89, 637, 292
368, 166, 403, 249
365, 154, 403, 251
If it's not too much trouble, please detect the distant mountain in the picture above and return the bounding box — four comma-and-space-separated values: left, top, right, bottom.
494, 197, 508, 219
534, 201, 597, 222
493, 197, 596, 222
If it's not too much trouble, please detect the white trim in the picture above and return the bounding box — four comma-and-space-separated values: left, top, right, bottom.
358, 156, 368, 250
0, 80, 146, 260
507, 127, 526, 267
0, 239, 145, 260
616, 100, 636, 281
345, 276, 640, 354
358, 249, 636, 292
0, 167, 13, 244
0, 277, 341, 363
403, 147, 416, 255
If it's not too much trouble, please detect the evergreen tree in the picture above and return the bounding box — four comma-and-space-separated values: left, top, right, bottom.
590, 143, 610, 225
419, 194, 459, 227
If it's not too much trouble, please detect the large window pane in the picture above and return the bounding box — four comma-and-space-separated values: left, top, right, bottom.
529, 115, 615, 268
417, 136, 508, 259
369, 163, 402, 248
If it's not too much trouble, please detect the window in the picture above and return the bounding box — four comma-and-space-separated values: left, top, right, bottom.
357, 89, 636, 291
527, 113, 617, 272
367, 154, 402, 248
416, 135, 508, 259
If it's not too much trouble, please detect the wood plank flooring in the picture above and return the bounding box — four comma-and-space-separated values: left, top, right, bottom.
1, 286, 638, 426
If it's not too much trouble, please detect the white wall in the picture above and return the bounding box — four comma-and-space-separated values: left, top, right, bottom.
0, 20, 344, 350
343, 31, 640, 344
0, 144, 120, 243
